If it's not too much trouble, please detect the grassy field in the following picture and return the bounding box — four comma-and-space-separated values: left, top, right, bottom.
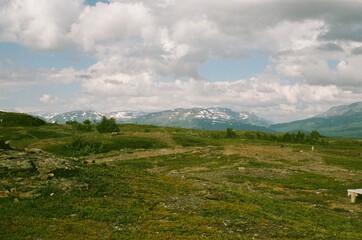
1, 123, 362, 239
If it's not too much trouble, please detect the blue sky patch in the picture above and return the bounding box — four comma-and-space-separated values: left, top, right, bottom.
85, 0, 109, 6
327, 59, 340, 70
198, 52, 269, 81
0, 42, 96, 70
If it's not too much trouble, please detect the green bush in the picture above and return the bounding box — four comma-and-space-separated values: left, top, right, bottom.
0, 139, 12, 150
104, 137, 167, 151
74, 123, 93, 132
96, 116, 119, 133
65, 135, 103, 156
226, 128, 236, 138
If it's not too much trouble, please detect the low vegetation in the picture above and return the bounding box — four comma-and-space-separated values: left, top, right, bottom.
0, 111, 46, 127
0, 118, 361, 239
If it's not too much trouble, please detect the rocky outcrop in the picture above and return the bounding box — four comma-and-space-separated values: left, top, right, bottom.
0, 149, 87, 201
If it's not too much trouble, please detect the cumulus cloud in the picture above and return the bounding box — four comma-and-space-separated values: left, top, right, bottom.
1, 0, 362, 121
0, 0, 83, 50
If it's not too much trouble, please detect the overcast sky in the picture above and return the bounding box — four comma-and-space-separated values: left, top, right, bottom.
1, 0, 362, 122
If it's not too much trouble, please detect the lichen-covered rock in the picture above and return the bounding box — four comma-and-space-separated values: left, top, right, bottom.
0, 149, 85, 201
0, 149, 77, 174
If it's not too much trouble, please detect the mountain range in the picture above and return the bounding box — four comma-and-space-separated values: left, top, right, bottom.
30, 107, 272, 132
270, 102, 362, 138
28, 102, 362, 138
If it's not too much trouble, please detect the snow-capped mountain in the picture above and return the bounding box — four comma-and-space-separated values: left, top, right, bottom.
136, 107, 271, 128
48, 110, 104, 124
36, 110, 146, 124
318, 102, 362, 118
106, 111, 147, 122
271, 102, 362, 138
28, 112, 59, 121
27, 107, 272, 130
24, 102, 362, 138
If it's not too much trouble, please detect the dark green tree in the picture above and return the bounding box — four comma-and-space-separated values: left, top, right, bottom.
309, 130, 321, 144
83, 119, 91, 125
96, 116, 119, 133
295, 131, 305, 143
226, 128, 236, 138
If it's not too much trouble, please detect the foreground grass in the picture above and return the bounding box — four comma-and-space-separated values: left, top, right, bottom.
1, 124, 362, 239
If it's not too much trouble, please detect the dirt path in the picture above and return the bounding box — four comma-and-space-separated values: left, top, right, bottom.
91, 147, 197, 164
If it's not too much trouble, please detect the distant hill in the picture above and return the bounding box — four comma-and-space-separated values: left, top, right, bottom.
135, 107, 272, 131
31, 107, 272, 131
48, 110, 104, 124
0, 111, 46, 127
271, 102, 362, 138
26, 102, 362, 138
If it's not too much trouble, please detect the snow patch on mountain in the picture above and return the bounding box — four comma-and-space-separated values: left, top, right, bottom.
318, 102, 362, 118
27, 107, 272, 128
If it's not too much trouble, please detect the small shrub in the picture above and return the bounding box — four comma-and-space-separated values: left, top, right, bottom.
0, 139, 12, 150
226, 128, 236, 138
65, 135, 103, 156
73, 122, 93, 132
83, 119, 91, 125
96, 116, 119, 133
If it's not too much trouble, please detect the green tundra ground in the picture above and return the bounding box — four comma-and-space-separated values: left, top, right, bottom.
1, 123, 362, 239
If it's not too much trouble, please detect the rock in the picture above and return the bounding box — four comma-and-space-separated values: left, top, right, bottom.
205, 193, 224, 200
0, 149, 84, 198
27, 148, 42, 154
18, 190, 41, 199
50, 178, 88, 192
13, 198, 19, 203
0, 191, 9, 198
37, 160, 48, 169
83, 159, 96, 164
38, 173, 54, 181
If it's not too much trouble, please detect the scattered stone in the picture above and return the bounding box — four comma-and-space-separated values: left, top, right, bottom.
205, 193, 224, 200
27, 148, 42, 154
50, 178, 88, 192
83, 159, 96, 164
13, 198, 19, 203
38, 173, 54, 181
18, 190, 41, 199
0, 191, 9, 198
0, 149, 84, 200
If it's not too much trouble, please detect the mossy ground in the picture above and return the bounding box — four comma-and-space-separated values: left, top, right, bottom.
0, 124, 361, 239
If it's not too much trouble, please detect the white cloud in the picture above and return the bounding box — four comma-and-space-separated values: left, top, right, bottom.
39, 94, 59, 104
68, 71, 359, 121
0, 0, 83, 50
69, 2, 157, 53
1, 0, 362, 121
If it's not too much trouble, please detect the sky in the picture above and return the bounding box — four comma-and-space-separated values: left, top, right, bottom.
1, 0, 362, 122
